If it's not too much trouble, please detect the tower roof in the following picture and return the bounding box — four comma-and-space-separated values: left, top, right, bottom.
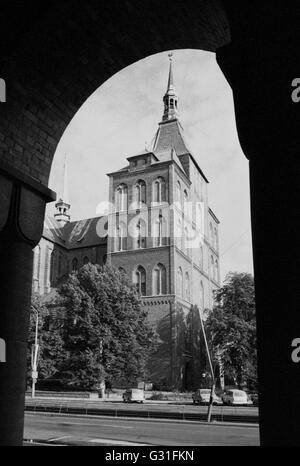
162, 53, 179, 122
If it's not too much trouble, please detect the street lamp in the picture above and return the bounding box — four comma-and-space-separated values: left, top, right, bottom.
31, 305, 39, 399
198, 307, 215, 423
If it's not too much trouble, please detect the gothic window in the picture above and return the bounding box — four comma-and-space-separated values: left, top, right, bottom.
72, 257, 78, 272
177, 267, 183, 297
196, 202, 202, 232
134, 179, 146, 207
170, 98, 174, 108
83, 256, 89, 265
116, 222, 127, 251
214, 227, 218, 250
185, 272, 190, 301
183, 190, 189, 218
153, 263, 167, 295
134, 266, 146, 296
215, 259, 219, 282
116, 184, 128, 212
153, 177, 166, 203
184, 225, 189, 255
210, 255, 215, 280
176, 180, 181, 206
199, 244, 204, 269
176, 217, 182, 249
135, 219, 146, 249
153, 215, 166, 247
209, 222, 214, 246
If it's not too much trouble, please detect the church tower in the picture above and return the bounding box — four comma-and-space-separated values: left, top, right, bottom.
107, 54, 220, 391
54, 154, 70, 226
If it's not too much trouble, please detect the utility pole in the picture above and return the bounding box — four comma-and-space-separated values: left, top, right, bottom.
31, 306, 39, 399
198, 307, 215, 422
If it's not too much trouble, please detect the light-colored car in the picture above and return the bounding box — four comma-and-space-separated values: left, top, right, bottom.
222, 389, 253, 406
122, 388, 144, 403
192, 388, 223, 405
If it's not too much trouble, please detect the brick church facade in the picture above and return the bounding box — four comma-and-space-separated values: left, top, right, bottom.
32, 56, 220, 390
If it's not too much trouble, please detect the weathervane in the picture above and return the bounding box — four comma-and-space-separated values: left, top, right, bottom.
168, 52, 173, 61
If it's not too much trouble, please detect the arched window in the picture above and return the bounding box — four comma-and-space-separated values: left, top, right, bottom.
116, 184, 128, 211
153, 177, 166, 203
176, 217, 182, 249
183, 190, 189, 218
214, 227, 218, 250
153, 215, 166, 247
215, 259, 219, 282
210, 255, 215, 280
176, 180, 181, 206
196, 202, 202, 232
170, 98, 174, 108
199, 244, 203, 269
134, 266, 146, 296
185, 272, 190, 301
209, 222, 214, 246
72, 257, 78, 272
116, 222, 126, 251
153, 263, 167, 295
135, 219, 146, 249
134, 179, 146, 206
184, 225, 189, 255
177, 267, 183, 297
83, 256, 89, 265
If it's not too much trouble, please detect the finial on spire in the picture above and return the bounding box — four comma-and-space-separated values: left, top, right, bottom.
162, 53, 179, 122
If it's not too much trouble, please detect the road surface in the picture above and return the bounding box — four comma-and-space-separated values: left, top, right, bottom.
24, 413, 259, 446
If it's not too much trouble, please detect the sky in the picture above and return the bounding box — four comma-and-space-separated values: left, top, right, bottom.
47, 49, 253, 283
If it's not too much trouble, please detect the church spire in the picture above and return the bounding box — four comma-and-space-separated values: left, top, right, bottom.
162, 53, 179, 122
54, 153, 71, 226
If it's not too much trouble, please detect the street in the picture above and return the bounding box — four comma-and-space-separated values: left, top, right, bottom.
24, 413, 259, 446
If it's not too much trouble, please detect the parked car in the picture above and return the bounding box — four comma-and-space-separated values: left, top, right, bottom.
247, 392, 259, 406
122, 388, 144, 403
222, 389, 253, 406
192, 388, 223, 405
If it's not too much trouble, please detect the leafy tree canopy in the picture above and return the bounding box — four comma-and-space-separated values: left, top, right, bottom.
57, 264, 157, 389
204, 272, 257, 390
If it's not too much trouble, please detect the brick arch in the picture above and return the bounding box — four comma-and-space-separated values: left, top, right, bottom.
1, 0, 299, 447
0, 0, 230, 186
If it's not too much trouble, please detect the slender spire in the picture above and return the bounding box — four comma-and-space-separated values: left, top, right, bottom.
54, 153, 71, 226
162, 52, 179, 122
61, 153, 69, 205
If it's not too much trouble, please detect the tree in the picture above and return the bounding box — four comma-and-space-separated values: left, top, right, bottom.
57, 264, 157, 390
27, 293, 65, 387
204, 272, 257, 390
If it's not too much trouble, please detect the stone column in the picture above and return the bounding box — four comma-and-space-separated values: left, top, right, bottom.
217, 31, 300, 444
0, 161, 55, 446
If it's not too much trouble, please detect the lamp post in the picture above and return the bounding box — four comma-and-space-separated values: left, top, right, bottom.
31, 305, 39, 399
198, 307, 215, 422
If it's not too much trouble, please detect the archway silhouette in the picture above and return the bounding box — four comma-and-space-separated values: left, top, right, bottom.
0, 0, 300, 446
